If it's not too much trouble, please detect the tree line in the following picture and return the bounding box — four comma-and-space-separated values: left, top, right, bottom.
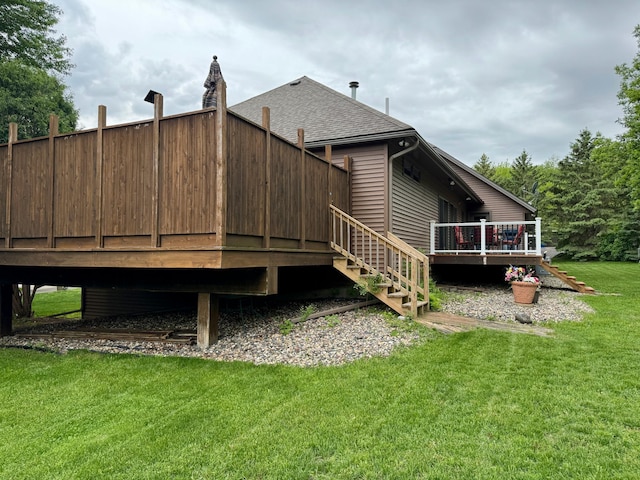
474, 26, 640, 262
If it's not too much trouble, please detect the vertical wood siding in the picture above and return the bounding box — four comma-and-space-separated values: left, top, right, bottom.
102, 123, 153, 236
226, 115, 265, 236
10, 141, 50, 238
269, 136, 301, 239
305, 152, 330, 242
53, 133, 97, 237
0, 146, 6, 241
160, 112, 217, 234
0, 108, 349, 251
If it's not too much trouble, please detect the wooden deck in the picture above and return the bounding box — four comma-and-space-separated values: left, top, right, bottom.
0, 85, 349, 276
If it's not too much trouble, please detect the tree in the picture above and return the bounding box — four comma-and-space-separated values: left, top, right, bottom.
0, 60, 77, 143
0, 0, 76, 315
509, 149, 538, 203
615, 24, 640, 212
0, 0, 72, 76
473, 153, 495, 179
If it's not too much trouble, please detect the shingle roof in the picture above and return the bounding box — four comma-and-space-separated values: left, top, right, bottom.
230, 76, 414, 145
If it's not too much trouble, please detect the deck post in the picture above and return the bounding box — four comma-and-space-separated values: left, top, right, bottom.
47, 114, 59, 248
151, 93, 163, 247
214, 80, 228, 247
96, 105, 107, 248
0, 284, 12, 337
197, 292, 219, 347
480, 219, 486, 256
297, 129, 306, 249
535, 217, 542, 255
429, 221, 436, 254
262, 107, 271, 249
5, 123, 17, 249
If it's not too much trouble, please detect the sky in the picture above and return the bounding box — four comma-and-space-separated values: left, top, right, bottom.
53, 0, 640, 166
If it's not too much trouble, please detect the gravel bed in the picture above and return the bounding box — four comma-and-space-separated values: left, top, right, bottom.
0, 299, 422, 367
0, 287, 595, 366
440, 285, 595, 323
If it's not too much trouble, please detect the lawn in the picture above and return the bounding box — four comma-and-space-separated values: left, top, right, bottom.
1, 262, 639, 479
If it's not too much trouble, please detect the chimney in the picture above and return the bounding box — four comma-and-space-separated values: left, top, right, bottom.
349, 81, 359, 100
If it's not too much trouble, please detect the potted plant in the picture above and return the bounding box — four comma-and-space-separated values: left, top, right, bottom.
505, 265, 540, 304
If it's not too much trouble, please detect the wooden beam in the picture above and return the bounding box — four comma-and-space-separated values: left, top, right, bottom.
214, 81, 228, 246
4, 123, 17, 249
151, 94, 164, 247
197, 292, 219, 347
0, 284, 12, 337
96, 106, 107, 248
262, 107, 271, 249
47, 114, 59, 248
298, 129, 306, 249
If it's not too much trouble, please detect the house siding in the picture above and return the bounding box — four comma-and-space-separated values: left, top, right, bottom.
391, 156, 435, 251
328, 144, 387, 235
449, 163, 531, 221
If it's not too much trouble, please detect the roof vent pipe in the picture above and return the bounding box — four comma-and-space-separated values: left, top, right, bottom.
349, 81, 359, 99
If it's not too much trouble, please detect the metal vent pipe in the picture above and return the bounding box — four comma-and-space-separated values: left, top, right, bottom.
349, 81, 359, 99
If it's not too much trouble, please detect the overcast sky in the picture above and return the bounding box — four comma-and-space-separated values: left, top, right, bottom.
53, 0, 640, 165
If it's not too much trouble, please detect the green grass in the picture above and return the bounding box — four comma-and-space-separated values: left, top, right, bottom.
32, 288, 81, 318
1, 262, 639, 479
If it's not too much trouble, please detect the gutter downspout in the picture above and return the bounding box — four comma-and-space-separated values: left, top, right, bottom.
387, 138, 419, 235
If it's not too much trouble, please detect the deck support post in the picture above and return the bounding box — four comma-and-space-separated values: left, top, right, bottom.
4, 123, 17, 249
47, 114, 59, 248
0, 284, 12, 337
197, 293, 219, 347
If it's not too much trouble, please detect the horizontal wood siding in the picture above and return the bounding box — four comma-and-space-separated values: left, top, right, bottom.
160, 112, 217, 235
331, 144, 386, 234
270, 136, 301, 239
83, 288, 195, 319
53, 133, 97, 237
102, 123, 153, 236
0, 146, 6, 241
449, 164, 529, 221
227, 114, 265, 236
10, 140, 50, 238
391, 156, 436, 251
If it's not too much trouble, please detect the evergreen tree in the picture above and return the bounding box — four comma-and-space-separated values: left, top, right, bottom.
509, 149, 538, 204
473, 153, 495, 179
615, 24, 640, 213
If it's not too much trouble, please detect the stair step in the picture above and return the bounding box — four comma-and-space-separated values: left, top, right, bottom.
402, 300, 429, 308
575, 281, 585, 286
347, 265, 363, 270
387, 292, 407, 298
376, 282, 393, 288
566, 276, 576, 280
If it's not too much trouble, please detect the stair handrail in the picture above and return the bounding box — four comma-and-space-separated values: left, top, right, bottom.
330, 205, 428, 315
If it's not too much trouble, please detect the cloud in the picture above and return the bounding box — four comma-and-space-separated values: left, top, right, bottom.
53, 0, 640, 164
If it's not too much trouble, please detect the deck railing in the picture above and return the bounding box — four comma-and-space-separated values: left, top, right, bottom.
429, 218, 542, 256
330, 205, 427, 315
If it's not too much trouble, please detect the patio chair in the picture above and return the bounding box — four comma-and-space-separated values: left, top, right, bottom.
502, 224, 525, 250
454, 226, 473, 250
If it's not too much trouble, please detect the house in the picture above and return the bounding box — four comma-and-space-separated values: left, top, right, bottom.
1, 77, 568, 347
231, 77, 541, 263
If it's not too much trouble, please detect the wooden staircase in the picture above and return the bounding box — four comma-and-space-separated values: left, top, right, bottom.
539, 262, 596, 294
330, 205, 429, 317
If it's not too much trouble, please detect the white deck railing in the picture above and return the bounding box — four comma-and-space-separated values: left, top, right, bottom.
429, 218, 542, 256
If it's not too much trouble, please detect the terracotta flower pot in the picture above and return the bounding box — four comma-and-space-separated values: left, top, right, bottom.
511, 281, 539, 304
